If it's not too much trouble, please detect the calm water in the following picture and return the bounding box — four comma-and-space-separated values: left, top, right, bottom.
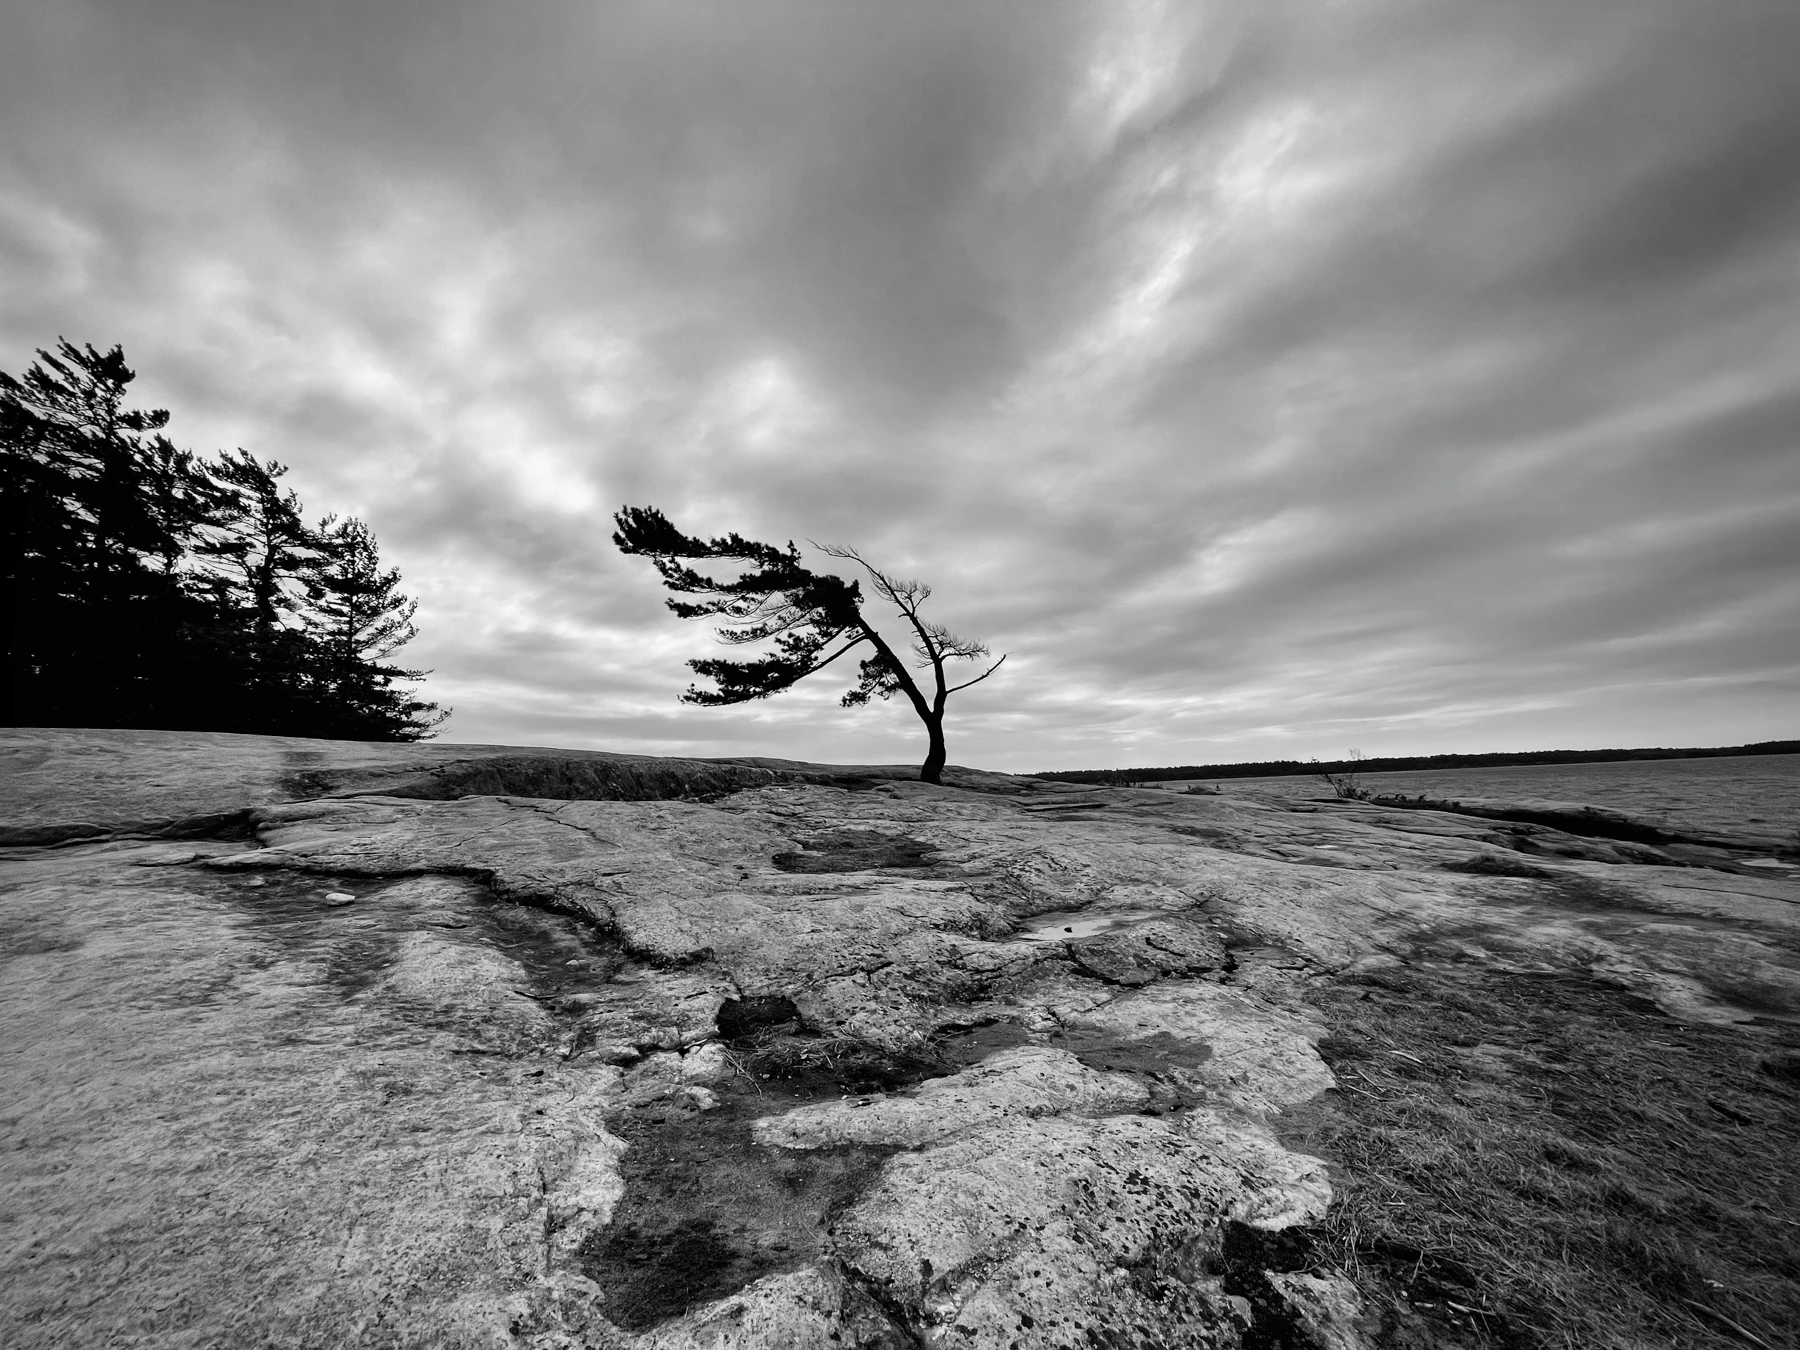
1177, 754, 1800, 843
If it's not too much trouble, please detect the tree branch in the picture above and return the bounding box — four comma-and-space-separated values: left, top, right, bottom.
800, 636, 868, 678
945, 652, 1007, 694
818, 541, 946, 669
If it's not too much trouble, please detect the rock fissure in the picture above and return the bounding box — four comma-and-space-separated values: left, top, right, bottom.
827, 1257, 933, 1348
0, 808, 264, 849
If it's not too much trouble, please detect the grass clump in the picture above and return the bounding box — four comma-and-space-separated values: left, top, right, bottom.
1283, 964, 1799, 1349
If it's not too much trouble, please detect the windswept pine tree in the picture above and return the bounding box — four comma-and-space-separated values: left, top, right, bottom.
195, 449, 323, 724
1, 340, 188, 724
613, 505, 1004, 782
303, 516, 445, 740
1, 339, 444, 740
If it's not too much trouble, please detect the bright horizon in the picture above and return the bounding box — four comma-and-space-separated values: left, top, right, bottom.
6, 1, 1797, 772
408, 737, 1800, 776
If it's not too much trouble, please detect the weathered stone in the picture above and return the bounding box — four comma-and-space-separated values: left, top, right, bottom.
3, 729, 1795, 1348
1262, 1269, 1369, 1350
1067, 916, 1229, 984
753, 1045, 1147, 1149
827, 1111, 1333, 1344
632, 1267, 912, 1349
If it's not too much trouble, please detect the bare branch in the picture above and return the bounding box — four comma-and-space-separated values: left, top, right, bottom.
945, 653, 1007, 694
918, 618, 988, 660
817, 545, 930, 609
817, 541, 945, 665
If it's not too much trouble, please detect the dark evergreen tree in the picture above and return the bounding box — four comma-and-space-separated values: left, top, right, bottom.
302, 516, 445, 740
198, 450, 313, 650
140, 435, 214, 577
1, 340, 180, 723
0, 375, 66, 719
2, 339, 443, 740
613, 505, 1004, 783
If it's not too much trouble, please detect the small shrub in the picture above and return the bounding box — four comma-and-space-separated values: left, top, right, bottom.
1313, 748, 1372, 801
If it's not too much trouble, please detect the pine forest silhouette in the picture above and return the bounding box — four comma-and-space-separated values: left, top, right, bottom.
2, 339, 444, 740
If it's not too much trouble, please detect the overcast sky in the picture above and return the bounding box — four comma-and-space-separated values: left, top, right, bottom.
4, 0, 1797, 770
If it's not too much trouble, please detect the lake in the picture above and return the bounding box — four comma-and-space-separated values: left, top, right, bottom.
1172, 753, 1800, 844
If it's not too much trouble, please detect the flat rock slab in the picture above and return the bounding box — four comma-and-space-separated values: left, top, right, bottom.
3, 730, 1797, 1348
0, 728, 1023, 845
0, 845, 620, 1349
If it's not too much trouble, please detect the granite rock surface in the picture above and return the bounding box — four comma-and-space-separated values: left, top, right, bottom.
3, 729, 1796, 1348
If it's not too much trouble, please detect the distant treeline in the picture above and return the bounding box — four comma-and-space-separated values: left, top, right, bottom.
1036, 742, 1800, 786
2, 339, 444, 740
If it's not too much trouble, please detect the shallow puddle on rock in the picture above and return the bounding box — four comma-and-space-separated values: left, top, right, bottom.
199, 866, 624, 999
1016, 908, 1160, 941
1048, 1026, 1215, 1077
587, 1112, 894, 1331
936, 1019, 1035, 1065
201, 869, 410, 994
584, 1036, 922, 1331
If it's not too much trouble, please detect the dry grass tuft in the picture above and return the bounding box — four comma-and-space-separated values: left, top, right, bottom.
1283, 964, 1800, 1349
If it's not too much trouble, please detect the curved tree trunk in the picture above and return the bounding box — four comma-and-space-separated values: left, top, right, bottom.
919, 714, 947, 784
853, 619, 949, 784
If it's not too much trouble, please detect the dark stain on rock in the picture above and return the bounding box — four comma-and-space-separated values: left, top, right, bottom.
771, 829, 939, 873
1760, 1049, 1800, 1083
935, 1019, 1034, 1066
1209, 1222, 1322, 1350
0, 914, 86, 957
716, 994, 801, 1039
586, 1215, 741, 1327
1168, 824, 1237, 842
1371, 796, 1683, 846
735, 1029, 955, 1096
1047, 1025, 1216, 1114
279, 753, 812, 807
586, 1039, 908, 1332
586, 1131, 895, 1332
1441, 854, 1558, 879
0, 809, 257, 848
1049, 1026, 1214, 1077
1535, 872, 1666, 916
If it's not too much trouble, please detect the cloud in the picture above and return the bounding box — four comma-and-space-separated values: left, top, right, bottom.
3, 0, 1796, 769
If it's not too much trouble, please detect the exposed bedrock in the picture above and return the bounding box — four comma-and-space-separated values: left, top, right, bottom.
0, 727, 1022, 846
2, 730, 1796, 1348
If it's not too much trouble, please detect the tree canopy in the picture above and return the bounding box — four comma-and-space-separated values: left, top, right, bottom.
2, 338, 444, 740
613, 505, 1003, 783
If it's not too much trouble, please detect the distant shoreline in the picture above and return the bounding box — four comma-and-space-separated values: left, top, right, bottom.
1034, 740, 1800, 785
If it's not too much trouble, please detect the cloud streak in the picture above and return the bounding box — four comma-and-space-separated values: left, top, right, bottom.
4, 0, 1796, 768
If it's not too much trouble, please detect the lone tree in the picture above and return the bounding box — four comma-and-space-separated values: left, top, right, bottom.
613, 505, 1004, 784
